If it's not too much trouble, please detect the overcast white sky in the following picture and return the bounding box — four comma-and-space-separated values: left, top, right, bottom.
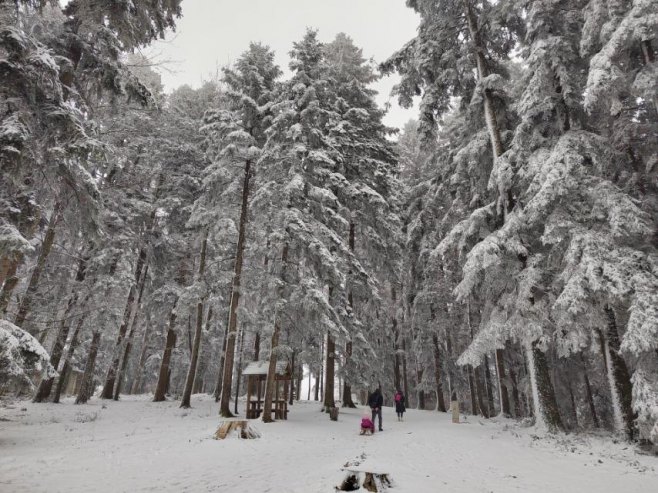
144, 0, 420, 131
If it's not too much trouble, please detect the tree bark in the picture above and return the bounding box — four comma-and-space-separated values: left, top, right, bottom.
193, 307, 213, 395
324, 332, 336, 412
432, 333, 447, 412
468, 367, 477, 415
319, 335, 324, 401
32, 295, 77, 402
75, 330, 101, 404
153, 306, 178, 402
474, 365, 490, 418
233, 324, 245, 415
527, 341, 564, 431
262, 242, 288, 423
392, 287, 401, 392
342, 222, 357, 408
602, 306, 636, 439
296, 362, 302, 401
101, 248, 148, 399
129, 313, 152, 395
401, 337, 409, 406
495, 348, 511, 416
213, 313, 230, 402
219, 159, 252, 417
308, 371, 312, 400
53, 315, 85, 403
417, 365, 426, 410
181, 232, 208, 408
509, 362, 522, 417
484, 355, 495, 417
567, 378, 579, 430
582, 364, 600, 429
114, 264, 149, 400
289, 350, 296, 405
14, 201, 62, 331
462, 0, 505, 160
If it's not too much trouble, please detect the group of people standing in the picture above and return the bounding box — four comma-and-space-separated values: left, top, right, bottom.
360, 388, 406, 434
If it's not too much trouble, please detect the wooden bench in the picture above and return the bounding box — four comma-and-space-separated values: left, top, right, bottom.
246, 399, 288, 420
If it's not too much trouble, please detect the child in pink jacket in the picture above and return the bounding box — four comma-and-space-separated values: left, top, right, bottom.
360, 414, 375, 435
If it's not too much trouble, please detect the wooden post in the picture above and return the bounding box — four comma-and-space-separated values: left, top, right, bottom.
246, 375, 253, 418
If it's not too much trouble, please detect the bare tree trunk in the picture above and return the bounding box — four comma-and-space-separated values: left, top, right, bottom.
509, 361, 522, 417
462, 0, 505, 160
213, 313, 229, 402
342, 222, 357, 408
567, 378, 579, 430
245, 331, 260, 407
53, 315, 85, 403
153, 306, 178, 402
474, 365, 490, 418
319, 336, 324, 401
14, 201, 62, 331
392, 287, 401, 391
262, 243, 288, 423
468, 367, 477, 415
33, 297, 76, 402
181, 233, 208, 408
495, 348, 511, 416
233, 324, 246, 415
324, 332, 336, 412
314, 369, 320, 401
432, 333, 447, 412
527, 341, 564, 431
484, 355, 495, 417
75, 330, 101, 404
102, 248, 148, 399
417, 364, 426, 410
401, 337, 409, 406
582, 364, 600, 429
296, 363, 302, 401
308, 371, 312, 400
129, 312, 152, 394
219, 160, 253, 417
113, 313, 138, 400
602, 307, 636, 439
114, 264, 149, 400
100, 284, 136, 399
289, 350, 296, 406
193, 307, 213, 395
37, 254, 91, 402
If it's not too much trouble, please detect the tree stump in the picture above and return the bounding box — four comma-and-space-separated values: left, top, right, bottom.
214, 420, 260, 439
329, 406, 339, 421
338, 469, 391, 492
451, 400, 460, 423
363, 472, 391, 492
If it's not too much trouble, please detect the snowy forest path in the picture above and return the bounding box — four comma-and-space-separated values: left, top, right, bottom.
0, 395, 655, 492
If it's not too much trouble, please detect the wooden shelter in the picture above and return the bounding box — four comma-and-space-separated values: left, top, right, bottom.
243, 360, 292, 420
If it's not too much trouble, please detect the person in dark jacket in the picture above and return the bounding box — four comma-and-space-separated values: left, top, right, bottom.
394, 389, 406, 421
368, 387, 384, 431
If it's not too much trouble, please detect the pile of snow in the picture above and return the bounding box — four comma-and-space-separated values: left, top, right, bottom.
0, 320, 55, 397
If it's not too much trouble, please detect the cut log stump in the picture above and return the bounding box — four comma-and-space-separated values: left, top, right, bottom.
338, 469, 391, 492
214, 420, 261, 440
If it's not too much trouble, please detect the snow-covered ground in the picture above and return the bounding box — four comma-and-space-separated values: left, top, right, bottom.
1, 394, 656, 492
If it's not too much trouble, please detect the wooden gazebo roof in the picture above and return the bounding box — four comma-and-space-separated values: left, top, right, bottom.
243, 361, 291, 379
